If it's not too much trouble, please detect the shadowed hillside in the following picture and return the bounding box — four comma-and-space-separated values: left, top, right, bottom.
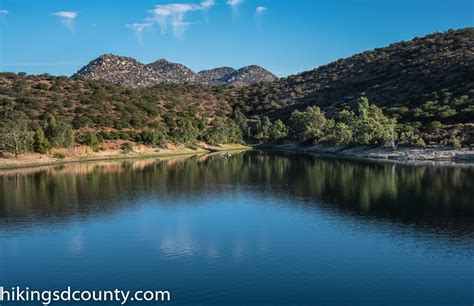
236, 28, 474, 125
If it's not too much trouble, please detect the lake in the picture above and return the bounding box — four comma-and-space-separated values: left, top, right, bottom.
0, 151, 473, 305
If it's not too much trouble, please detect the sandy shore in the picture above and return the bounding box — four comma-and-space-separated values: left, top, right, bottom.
0, 144, 251, 170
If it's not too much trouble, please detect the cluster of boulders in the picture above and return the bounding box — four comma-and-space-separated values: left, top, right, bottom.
73, 54, 167, 88
73, 55, 277, 88
196, 67, 237, 85
218, 65, 278, 87
146, 59, 197, 83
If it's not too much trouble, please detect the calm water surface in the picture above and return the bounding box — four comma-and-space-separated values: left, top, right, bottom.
0, 151, 473, 305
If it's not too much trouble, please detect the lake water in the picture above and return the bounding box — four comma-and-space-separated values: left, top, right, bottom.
0, 151, 473, 305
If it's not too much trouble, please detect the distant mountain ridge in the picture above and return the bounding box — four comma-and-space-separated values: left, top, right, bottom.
73, 56, 277, 88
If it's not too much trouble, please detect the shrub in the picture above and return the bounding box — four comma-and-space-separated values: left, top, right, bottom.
428, 121, 444, 131
43, 115, 75, 148
289, 106, 327, 143
450, 129, 462, 150
84, 131, 100, 151
121, 142, 133, 154
53, 152, 65, 159
269, 119, 288, 141
33, 129, 50, 153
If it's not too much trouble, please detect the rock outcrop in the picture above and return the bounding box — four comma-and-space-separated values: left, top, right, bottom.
147, 59, 197, 83
74, 55, 277, 87
73, 54, 166, 88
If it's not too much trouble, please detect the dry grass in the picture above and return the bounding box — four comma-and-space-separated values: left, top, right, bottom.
49, 146, 93, 157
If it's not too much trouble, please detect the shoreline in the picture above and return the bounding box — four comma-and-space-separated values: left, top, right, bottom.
2, 143, 473, 171
258, 143, 474, 165
0, 144, 251, 171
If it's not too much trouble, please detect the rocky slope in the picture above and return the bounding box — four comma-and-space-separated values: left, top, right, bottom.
196, 67, 236, 85
73, 54, 166, 88
74, 55, 277, 87
220, 65, 278, 87
147, 59, 197, 83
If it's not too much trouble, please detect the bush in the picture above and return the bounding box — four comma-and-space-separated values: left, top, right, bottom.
204, 118, 243, 145
269, 119, 288, 141
450, 129, 462, 150
289, 106, 327, 143
33, 129, 50, 153
428, 121, 444, 131
397, 125, 426, 147
84, 131, 100, 151
140, 127, 167, 147
121, 142, 133, 154
53, 152, 65, 159
43, 115, 75, 148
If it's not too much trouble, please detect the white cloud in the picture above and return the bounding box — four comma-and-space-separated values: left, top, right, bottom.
52, 11, 78, 20
150, 4, 202, 37
227, 0, 243, 7
256, 6, 266, 14
201, 0, 215, 8
52, 11, 79, 32
126, 22, 153, 33
126, 22, 153, 42
228, 0, 243, 19
128, 2, 213, 40
0, 9, 8, 14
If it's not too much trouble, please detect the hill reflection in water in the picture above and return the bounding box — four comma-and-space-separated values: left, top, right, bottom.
1, 151, 472, 236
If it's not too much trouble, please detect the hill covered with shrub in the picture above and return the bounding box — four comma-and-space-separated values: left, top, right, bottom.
0, 28, 472, 156
236, 28, 474, 126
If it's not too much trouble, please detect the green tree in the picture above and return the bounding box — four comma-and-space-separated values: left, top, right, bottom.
0, 110, 33, 156
352, 97, 397, 148
43, 115, 75, 148
254, 116, 273, 142
397, 125, 426, 147
428, 121, 444, 131
33, 129, 50, 153
84, 131, 100, 151
289, 106, 327, 143
171, 117, 199, 145
204, 118, 243, 145
333, 122, 353, 145
140, 123, 168, 147
233, 107, 249, 137
269, 119, 288, 141
450, 129, 462, 150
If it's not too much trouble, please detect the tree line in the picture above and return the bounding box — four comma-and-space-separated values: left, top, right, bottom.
0, 96, 462, 156
250, 97, 431, 149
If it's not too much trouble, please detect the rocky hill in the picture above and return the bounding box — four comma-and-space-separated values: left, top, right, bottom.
74, 55, 277, 87
237, 28, 474, 124
220, 65, 278, 87
147, 59, 197, 83
197, 67, 236, 85
73, 54, 167, 88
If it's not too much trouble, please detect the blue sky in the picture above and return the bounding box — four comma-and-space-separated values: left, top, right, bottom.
0, 0, 472, 77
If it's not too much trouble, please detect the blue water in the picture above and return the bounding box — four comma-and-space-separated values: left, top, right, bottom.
0, 152, 473, 305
